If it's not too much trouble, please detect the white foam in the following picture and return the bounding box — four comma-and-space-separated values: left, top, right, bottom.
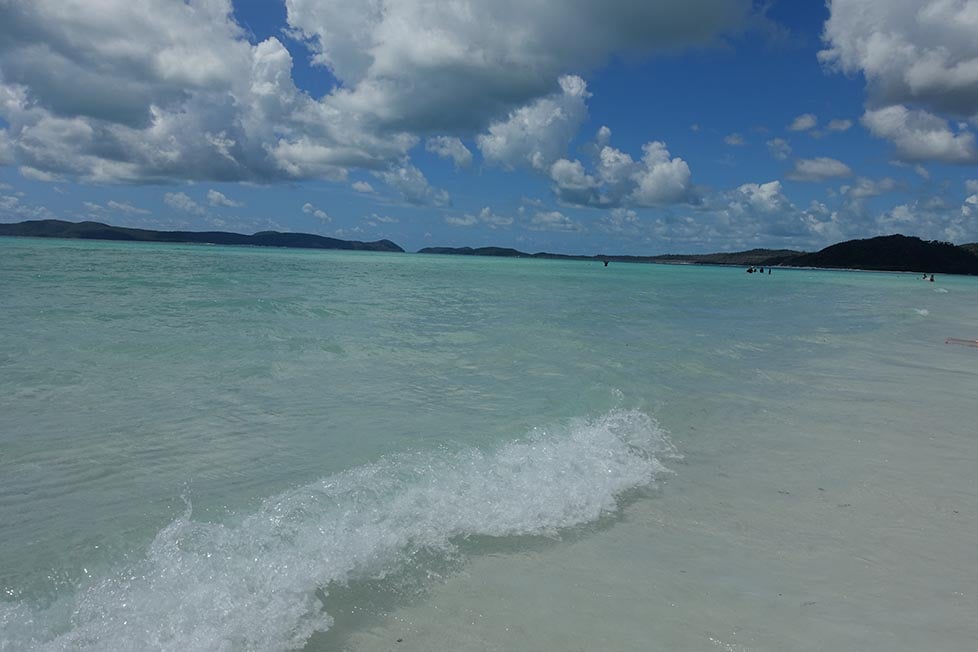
1, 409, 676, 651
915, 308, 929, 316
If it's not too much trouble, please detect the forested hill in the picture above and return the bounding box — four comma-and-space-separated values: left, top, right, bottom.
782, 234, 978, 275
0, 220, 404, 252
421, 235, 978, 274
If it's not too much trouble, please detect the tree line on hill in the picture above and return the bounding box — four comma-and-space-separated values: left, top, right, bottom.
3, 219, 978, 275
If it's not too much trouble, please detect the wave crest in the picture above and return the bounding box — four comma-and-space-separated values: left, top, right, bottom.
2, 409, 676, 651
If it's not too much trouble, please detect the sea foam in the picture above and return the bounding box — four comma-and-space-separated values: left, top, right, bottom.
1, 409, 676, 651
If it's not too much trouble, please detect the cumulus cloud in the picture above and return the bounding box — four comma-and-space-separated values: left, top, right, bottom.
630, 142, 693, 206
288, 0, 751, 133
0, 129, 13, 165
787, 157, 853, 182
843, 177, 898, 199
766, 137, 792, 160
826, 119, 853, 132
966, 179, 978, 194
0, 0, 752, 185
426, 136, 472, 168
376, 164, 450, 206
0, 194, 55, 221
364, 213, 397, 226
527, 209, 582, 232
445, 214, 478, 227
962, 194, 978, 218
477, 75, 590, 171
820, 0, 978, 119
788, 113, 817, 131
546, 135, 692, 208
877, 197, 978, 243
351, 180, 374, 193
684, 181, 850, 246
598, 208, 641, 235
107, 200, 150, 215
445, 206, 513, 228
302, 202, 331, 222
732, 181, 794, 214
207, 189, 243, 208
724, 133, 746, 146
861, 105, 978, 164
164, 192, 205, 215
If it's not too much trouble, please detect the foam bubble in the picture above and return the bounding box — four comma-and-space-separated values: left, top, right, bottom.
915, 308, 929, 316
2, 409, 676, 651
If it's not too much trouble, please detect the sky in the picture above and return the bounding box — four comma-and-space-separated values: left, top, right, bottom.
1, 0, 978, 255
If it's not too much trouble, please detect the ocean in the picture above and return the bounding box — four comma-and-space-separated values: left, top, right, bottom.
1, 236, 976, 651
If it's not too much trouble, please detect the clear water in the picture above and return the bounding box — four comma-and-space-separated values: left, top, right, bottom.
2, 237, 976, 650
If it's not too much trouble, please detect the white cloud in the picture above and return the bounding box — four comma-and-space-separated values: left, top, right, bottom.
365, 213, 397, 225
630, 142, 692, 206
207, 189, 243, 208
475, 206, 513, 228
426, 136, 473, 168
821, 0, 978, 119
733, 181, 792, 214
527, 209, 581, 232
550, 157, 600, 206
826, 119, 853, 132
724, 133, 746, 146
0, 194, 55, 221
966, 179, 978, 194
19, 166, 58, 182
598, 208, 641, 235
766, 137, 791, 160
288, 0, 751, 133
844, 177, 898, 199
877, 197, 978, 243
376, 164, 450, 206
477, 75, 590, 171
164, 192, 205, 215
302, 202, 331, 222
0, 128, 13, 165
445, 214, 478, 227
862, 105, 978, 164
445, 206, 513, 228
351, 180, 374, 193
107, 200, 150, 215
546, 138, 692, 208
0, 0, 754, 185
788, 113, 817, 131
787, 157, 853, 182
677, 181, 851, 247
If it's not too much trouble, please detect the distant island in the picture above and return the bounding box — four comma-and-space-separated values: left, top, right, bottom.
0, 219, 404, 252
421, 234, 978, 275
4, 220, 978, 275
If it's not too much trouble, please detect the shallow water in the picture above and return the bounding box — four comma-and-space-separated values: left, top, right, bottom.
2, 237, 976, 650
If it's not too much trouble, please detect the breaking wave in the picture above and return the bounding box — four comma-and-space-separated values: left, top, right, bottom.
1, 409, 676, 651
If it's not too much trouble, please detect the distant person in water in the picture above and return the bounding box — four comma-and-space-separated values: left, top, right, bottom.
603, 260, 609, 267
768, 268, 771, 275
747, 266, 754, 273
759, 267, 764, 274
930, 274, 935, 282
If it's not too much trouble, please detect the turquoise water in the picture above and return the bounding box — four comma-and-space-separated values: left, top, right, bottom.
2, 237, 977, 650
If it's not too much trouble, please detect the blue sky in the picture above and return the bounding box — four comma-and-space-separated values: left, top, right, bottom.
1, 0, 977, 254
